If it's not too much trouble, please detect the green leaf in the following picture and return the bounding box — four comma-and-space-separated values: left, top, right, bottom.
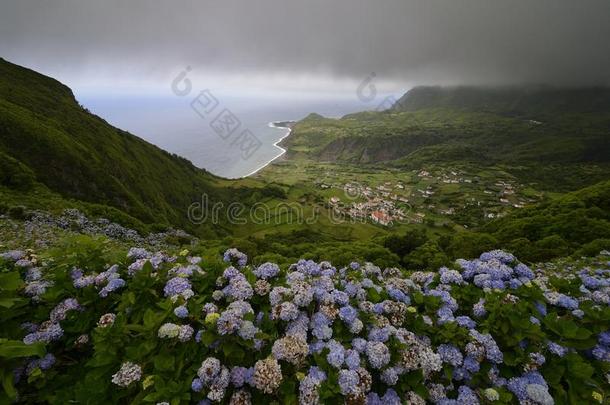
1, 369, 17, 399
223, 342, 245, 363
154, 353, 175, 372
0, 340, 45, 358
0, 272, 22, 291
0, 297, 22, 308
566, 353, 594, 380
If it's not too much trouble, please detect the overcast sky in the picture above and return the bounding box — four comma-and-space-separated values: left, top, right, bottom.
1, 0, 610, 94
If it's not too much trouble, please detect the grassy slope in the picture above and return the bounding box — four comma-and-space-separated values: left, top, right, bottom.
0, 58, 259, 236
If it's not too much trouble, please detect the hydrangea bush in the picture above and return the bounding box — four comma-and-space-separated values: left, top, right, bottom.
0, 242, 609, 404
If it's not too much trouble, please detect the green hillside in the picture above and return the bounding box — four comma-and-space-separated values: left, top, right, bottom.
280, 87, 610, 190
481, 180, 610, 261
392, 85, 610, 116
0, 58, 256, 235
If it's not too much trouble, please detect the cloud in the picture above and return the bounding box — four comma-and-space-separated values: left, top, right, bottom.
1, 0, 609, 89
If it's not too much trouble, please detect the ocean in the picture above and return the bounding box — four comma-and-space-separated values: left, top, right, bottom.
76, 91, 389, 178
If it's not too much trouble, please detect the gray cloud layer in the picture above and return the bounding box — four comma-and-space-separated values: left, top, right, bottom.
1, 0, 610, 87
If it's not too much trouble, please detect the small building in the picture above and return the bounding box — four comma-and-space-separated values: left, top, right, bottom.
371, 210, 392, 226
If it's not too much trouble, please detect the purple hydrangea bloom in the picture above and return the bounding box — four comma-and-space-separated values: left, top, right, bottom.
223, 276, 253, 301
24, 323, 63, 344
387, 288, 410, 304
230, 366, 250, 387
223, 248, 247, 267
439, 267, 464, 285
253, 262, 280, 279
438, 344, 463, 366
507, 371, 550, 402
480, 250, 515, 264
514, 263, 534, 280
381, 367, 399, 385
368, 327, 391, 343
308, 366, 327, 382
331, 290, 349, 306
437, 305, 455, 324
547, 341, 567, 357
534, 301, 547, 316
1, 250, 25, 261
470, 330, 503, 364
509, 278, 523, 289
457, 386, 478, 404
366, 341, 390, 369
309, 341, 326, 355
463, 355, 480, 373
127, 247, 150, 260
529, 352, 545, 366
592, 344, 610, 362
455, 316, 476, 329
599, 331, 610, 346
164, 277, 191, 297
473, 298, 487, 317
223, 266, 241, 280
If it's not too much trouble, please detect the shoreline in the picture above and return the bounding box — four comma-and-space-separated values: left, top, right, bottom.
239, 121, 295, 178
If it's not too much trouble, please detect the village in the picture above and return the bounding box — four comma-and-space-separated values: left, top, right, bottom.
317, 167, 540, 227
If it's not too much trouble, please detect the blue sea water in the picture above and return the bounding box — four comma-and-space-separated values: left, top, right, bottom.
77, 91, 389, 178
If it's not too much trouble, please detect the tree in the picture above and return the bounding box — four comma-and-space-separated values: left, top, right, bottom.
383, 228, 428, 259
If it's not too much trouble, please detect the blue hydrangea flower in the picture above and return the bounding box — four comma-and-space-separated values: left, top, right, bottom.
438, 344, 463, 367
338, 305, 358, 325
191, 378, 204, 392
174, 305, 189, 318
439, 267, 463, 285
223, 248, 247, 267
344, 349, 360, 370
338, 369, 359, 395
99, 278, 125, 297
381, 367, 399, 385
352, 338, 367, 353
326, 340, 345, 368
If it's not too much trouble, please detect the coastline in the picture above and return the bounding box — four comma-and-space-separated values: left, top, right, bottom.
240, 121, 295, 178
